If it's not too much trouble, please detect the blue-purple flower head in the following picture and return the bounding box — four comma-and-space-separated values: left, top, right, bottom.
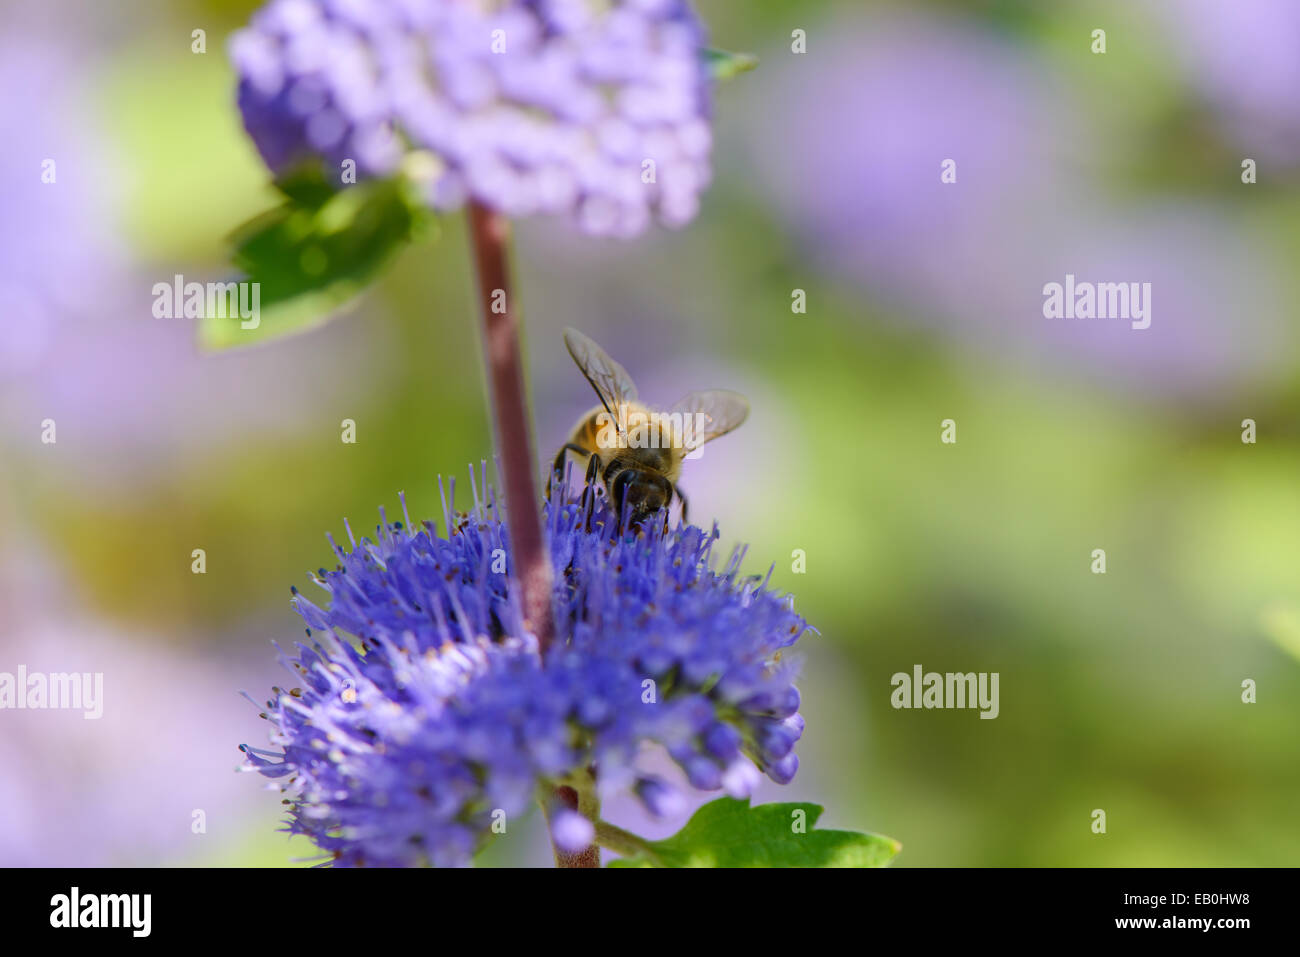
231, 0, 713, 237
241, 473, 807, 866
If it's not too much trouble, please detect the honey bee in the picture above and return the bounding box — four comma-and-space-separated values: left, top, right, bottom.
551, 327, 749, 526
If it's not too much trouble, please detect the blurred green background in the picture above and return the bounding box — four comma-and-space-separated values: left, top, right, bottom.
2, 0, 1298, 866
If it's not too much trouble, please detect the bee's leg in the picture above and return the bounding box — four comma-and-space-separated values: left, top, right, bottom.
546, 448, 562, 497
549, 443, 591, 497
674, 486, 689, 526
581, 453, 604, 530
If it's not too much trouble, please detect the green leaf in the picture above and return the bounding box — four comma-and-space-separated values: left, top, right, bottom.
703, 47, 759, 82
200, 173, 434, 351
606, 798, 901, 868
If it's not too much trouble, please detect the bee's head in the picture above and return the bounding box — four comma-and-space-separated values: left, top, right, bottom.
610, 468, 673, 525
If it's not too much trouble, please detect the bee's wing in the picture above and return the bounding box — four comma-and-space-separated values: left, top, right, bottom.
668, 389, 750, 450
563, 327, 639, 425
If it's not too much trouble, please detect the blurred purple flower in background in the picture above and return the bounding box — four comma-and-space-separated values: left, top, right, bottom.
0, 534, 267, 866
1156, 0, 1300, 167
0, 26, 386, 485
1029, 206, 1290, 393
232, 0, 713, 236
749, 10, 1294, 398
0, 37, 124, 381
754, 12, 1070, 277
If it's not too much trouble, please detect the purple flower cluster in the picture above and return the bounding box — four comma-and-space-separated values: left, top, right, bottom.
231, 0, 713, 237
241, 476, 806, 866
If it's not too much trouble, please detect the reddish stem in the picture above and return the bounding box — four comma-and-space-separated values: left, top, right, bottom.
547, 785, 602, 869
466, 204, 600, 869
466, 201, 555, 659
